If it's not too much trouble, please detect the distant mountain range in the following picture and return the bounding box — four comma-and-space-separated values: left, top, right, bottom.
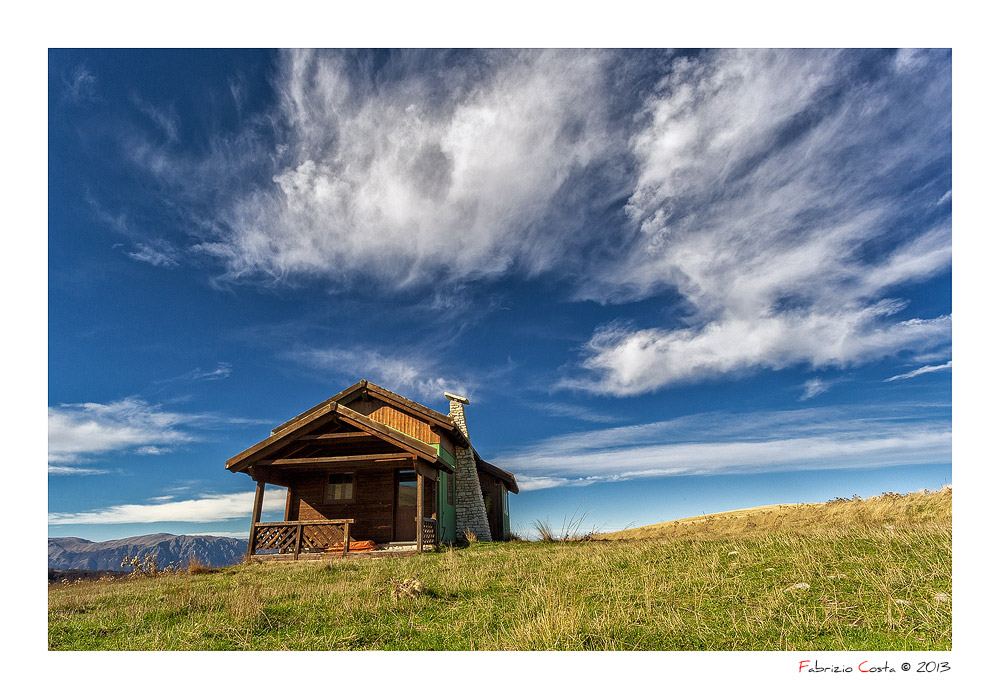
49, 533, 248, 571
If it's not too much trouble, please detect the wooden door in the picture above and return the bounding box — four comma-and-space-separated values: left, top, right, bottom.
394, 469, 418, 541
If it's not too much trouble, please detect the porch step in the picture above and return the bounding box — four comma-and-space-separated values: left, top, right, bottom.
384, 541, 418, 551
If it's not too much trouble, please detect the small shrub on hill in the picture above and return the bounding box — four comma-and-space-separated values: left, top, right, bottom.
186, 557, 213, 574
121, 553, 180, 578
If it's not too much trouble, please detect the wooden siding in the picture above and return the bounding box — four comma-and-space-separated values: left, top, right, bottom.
478, 471, 508, 541
424, 478, 436, 520
285, 464, 438, 543
436, 432, 455, 458
343, 396, 439, 444
290, 467, 396, 543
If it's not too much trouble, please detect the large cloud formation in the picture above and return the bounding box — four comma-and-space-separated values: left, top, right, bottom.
128, 49, 951, 395
197, 49, 618, 286
565, 49, 952, 394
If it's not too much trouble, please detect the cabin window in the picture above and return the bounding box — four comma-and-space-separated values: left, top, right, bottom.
446, 472, 454, 506
326, 472, 354, 502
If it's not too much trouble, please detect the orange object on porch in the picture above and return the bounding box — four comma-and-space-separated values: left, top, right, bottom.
325, 540, 378, 552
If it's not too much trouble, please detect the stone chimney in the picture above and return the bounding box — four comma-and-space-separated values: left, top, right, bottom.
445, 392, 492, 542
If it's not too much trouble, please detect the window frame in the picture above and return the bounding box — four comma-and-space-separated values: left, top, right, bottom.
324, 471, 356, 504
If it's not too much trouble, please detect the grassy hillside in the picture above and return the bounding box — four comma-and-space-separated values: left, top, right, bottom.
48, 488, 951, 651
597, 486, 952, 540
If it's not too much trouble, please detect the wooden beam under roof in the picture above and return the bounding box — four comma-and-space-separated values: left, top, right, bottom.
257, 453, 410, 467
295, 432, 381, 442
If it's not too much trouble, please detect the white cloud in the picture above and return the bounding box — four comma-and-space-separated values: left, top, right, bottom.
131, 94, 180, 142
885, 360, 953, 382
535, 402, 622, 424
566, 312, 951, 396
799, 378, 832, 401
47, 397, 259, 468
156, 362, 233, 383
48, 489, 286, 525
126, 240, 182, 268
119, 50, 951, 395
566, 49, 951, 394
187, 49, 616, 287
289, 346, 468, 403
47, 465, 112, 476
498, 404, 951, 490
63, 65, 97, 103
48, 398, 195, 465
134, 446, 171, 456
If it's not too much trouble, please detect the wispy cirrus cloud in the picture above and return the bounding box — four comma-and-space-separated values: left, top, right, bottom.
131, 94, 180, 142
63, 64, 98, 103
156, 362, 233, 383
799, 378, 833, 401
498, 403, 951, 490
47, 465, 113, 476
48, 489, 286, 525
88, 194, 182, 268
564, 49, 951, 395
125, 240, 182, 268
885, 360, 952, 382
535, 402, 623, 424
288, 346, 467, 403
47, 397, 264, 471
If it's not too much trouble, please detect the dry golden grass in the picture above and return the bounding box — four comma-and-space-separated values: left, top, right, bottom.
186, 557, 213, 574
48, 488, 951, 651
596, 486, 951, 541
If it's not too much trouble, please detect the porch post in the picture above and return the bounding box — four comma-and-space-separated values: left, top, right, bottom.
246, 480, 265, 560
416, 466, 424, 554
431, 479, 438, 548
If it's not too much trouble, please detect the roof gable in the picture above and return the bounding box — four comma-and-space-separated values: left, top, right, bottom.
269, 380, 465, 446
226, 401, 453, 475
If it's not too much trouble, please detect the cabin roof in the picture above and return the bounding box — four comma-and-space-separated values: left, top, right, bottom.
474, 450, 519, 494
269, 380, 470, 448
225, 401, 453, 476
226, 380, 517, 493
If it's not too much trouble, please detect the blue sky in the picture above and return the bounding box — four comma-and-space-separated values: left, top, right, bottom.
47, 48, 953, 541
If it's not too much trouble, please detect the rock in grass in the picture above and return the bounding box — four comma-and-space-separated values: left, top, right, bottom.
786, 582, 811, 591
389, 576, 428, 601
932, 592, 951, 602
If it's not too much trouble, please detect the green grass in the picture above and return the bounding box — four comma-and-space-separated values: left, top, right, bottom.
48, 489, 951, 651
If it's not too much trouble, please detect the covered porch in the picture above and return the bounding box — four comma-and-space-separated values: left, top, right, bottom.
243, 453, 444, 561
247, 518, 438, 561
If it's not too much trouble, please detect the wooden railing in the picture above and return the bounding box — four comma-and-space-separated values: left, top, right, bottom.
250, 519, 354, 559
421, 517, 437, 551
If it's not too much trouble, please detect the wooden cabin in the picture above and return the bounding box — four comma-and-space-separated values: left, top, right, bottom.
226, 380, 518, 560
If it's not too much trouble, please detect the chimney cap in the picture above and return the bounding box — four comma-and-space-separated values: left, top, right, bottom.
444, 392, 470, 405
